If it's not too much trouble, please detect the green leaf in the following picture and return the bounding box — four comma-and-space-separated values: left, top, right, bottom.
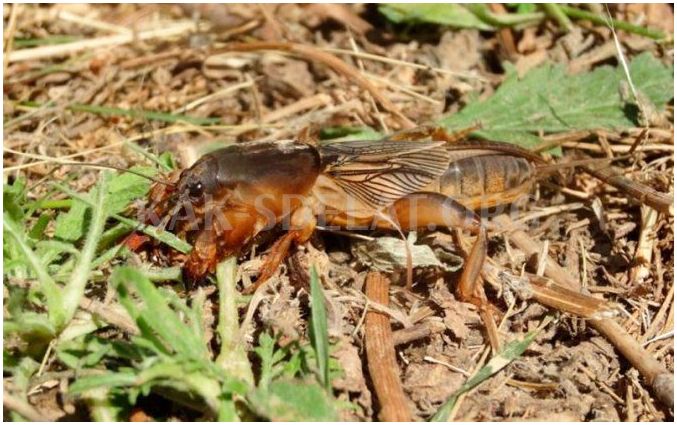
3, 313, 56, 345
110, 267, 208, 360
3, 212, 64, 328
309, 266, 330, 391
28, 212, 51, 240
510, 3, 538, 14
57, 336, 144, 370
53, 182, 191, 253
3, 177, 26, 223
249, 380, 337, 421
9, 357, 40, 397
106, 166, 156, 215
215, 257, 255, 386
54, 198, 88, 241
13, 35, 81, 47
440, 52, 674, 150
69, 372, 137, 395
158, 151, 177, 171
254, 333, 278, 390
54, 167, 155, 241
379, 4, 494, 31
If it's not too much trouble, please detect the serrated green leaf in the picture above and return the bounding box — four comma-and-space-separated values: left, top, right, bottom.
254, 333, 278, 390
111, 267, 208, 360
249, 379, 337, 421
440, 52, 674, 150
3, 212, 64, 328
379, 4, 494, 31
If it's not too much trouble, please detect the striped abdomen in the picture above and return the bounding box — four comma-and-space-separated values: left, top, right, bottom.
436, 155, 536, 209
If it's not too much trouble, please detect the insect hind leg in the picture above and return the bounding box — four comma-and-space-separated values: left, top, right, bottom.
374, 191, 501, 350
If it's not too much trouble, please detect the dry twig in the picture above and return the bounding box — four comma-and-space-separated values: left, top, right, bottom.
364, 271, 412, 422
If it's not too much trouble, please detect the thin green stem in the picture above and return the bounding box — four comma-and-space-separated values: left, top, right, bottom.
69, 103, 221, 126
29, 199, 72, 210
143, 266, 182, 282
541, 4, 572, 32
560, 5, 666, 40
466, 4, 545, 27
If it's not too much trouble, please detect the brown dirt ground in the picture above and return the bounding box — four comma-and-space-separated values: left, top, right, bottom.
3, 3, 674, 422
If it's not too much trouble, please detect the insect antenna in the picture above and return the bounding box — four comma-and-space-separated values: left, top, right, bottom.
60, 161, 175, 187
3, 148, 175, 187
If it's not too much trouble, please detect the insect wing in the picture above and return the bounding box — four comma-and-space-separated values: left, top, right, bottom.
318, 139, 450, 210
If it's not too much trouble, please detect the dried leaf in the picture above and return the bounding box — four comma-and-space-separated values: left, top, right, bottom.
352, 233, 463, 273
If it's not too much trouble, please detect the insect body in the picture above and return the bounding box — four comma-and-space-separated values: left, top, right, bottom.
145, 129, 553, 303
144, 127, 670, 313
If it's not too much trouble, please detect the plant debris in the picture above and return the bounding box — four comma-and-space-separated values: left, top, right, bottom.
3, 3, 674, 422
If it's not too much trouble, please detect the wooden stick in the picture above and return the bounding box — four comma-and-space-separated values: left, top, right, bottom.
630, 205, 658, 285
492, 214, 674, 408
581, 164, 673, 215
392, 321, 445, 346
364, 271, 412, 422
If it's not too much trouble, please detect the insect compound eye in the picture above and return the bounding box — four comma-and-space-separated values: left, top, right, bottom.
188, 181, 203, 198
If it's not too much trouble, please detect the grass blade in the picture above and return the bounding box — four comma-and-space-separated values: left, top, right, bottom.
61, 173, 110, 329
431, 316, 554, 421
309, 265, 330, 390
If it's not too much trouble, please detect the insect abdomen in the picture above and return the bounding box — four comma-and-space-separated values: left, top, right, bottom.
438, 155, 535, 208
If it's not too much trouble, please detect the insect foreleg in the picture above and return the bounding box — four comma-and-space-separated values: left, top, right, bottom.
244, 205, 317, 294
